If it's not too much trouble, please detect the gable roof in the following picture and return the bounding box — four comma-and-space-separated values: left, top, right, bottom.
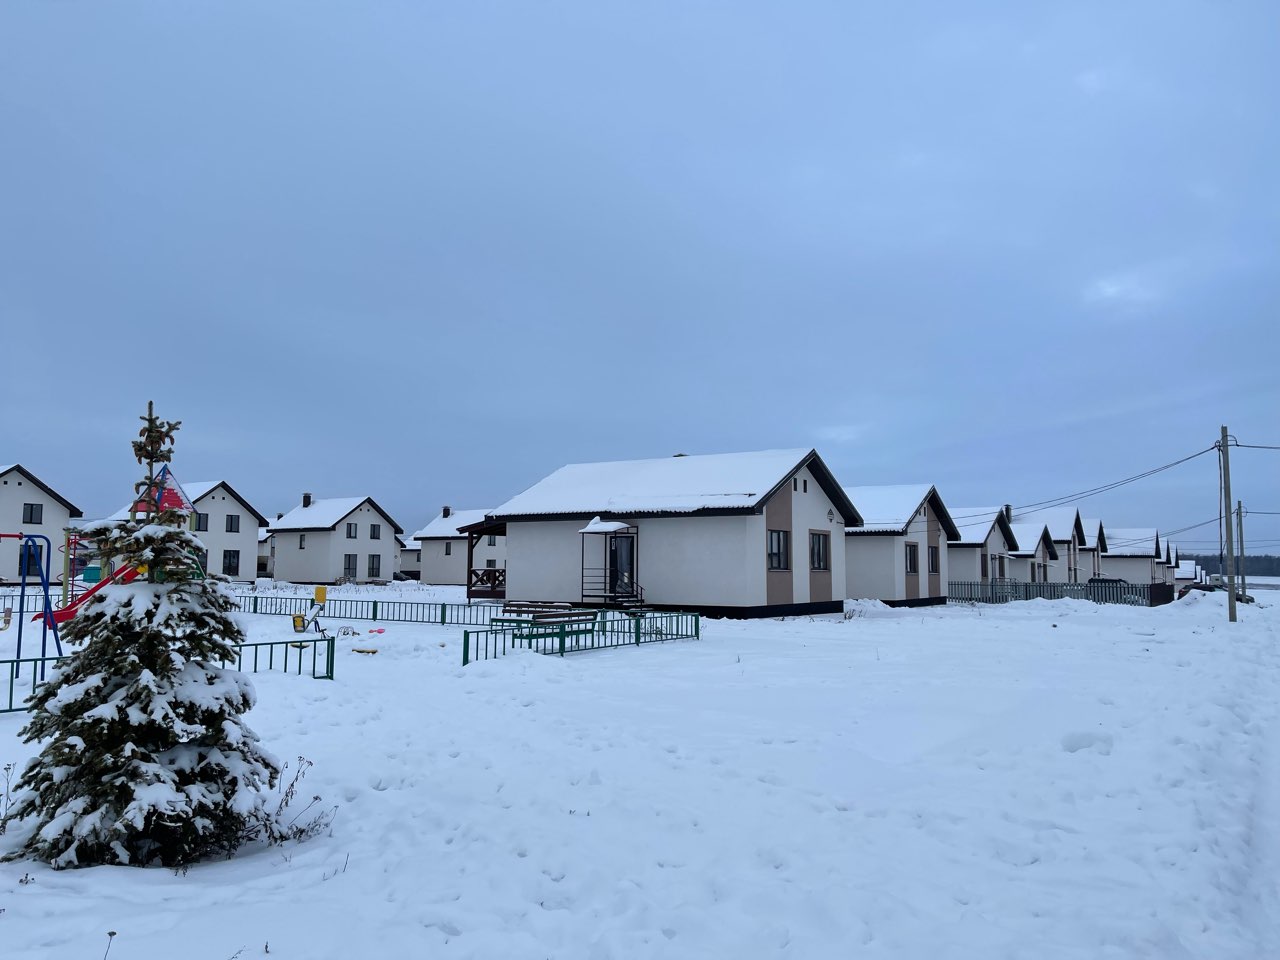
1013, 507, 1085, 545
948, 507, 1018, 549
489, 448, 861, 525
0, 464, 83, 518
412, 508, 493, 540
1080, 518, 1106, 551
1103, 528, 1161, 558
106, 479, 269, 526
843, 484, 961, 540
1008, 522, 1059, 560
271, 496, 404, 535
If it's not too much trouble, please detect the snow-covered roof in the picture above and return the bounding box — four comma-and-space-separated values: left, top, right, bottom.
1174, 560, 1199, 578
271, 496, 403, 534
412, 508, 492, 540
1013, 507, 1082, 544
105, 479, 268, 526
1103, 528, 1160, 558
1080, 518, 1104, 550
490, 448, 860, 523
579, 517, 634, 534
842, 484, 932, 532
947, 507, 1012, 547
1008, 522, 1058, 559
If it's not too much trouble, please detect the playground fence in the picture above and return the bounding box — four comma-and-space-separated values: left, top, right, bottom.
1, 635, 336, 715
231, 595, 500, 626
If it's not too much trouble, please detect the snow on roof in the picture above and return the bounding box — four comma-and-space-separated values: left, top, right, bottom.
1013, 507, 1080, 543
579, 517, 634, 534
1175, 560, 1198, 577
1080, 518, 1104, 549
412, 509, 492, 540
490, 448, 820, 519
272, 497, 376, 532
943, 506, 1009, 546
842, 484, 932, 533
1104, 528, 1160, 557
1008, 522, 1053, 557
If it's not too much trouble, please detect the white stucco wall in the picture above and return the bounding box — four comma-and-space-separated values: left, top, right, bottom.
845, 535, 900, 600
417, 538, 468, 584
505, 520, 587, 602
399, 547, 422, 578
1099, 556, 1158, 583
787, 465, 846, 605
0, 471, 76, 584
949, 545, 982, 582
1045, 536, 1082, 584
188, 485, 261, 582
272, 503, 398, 584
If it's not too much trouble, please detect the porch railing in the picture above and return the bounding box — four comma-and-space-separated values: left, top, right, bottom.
467, 568, 507, 600
462, 610, 699, 666
1, 635, 336, 715
948, 580, 1174, 607
580, 568, 645, 604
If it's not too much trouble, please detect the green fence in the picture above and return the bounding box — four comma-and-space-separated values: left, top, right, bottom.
948, 580, 1175, 607
233, 595, 499, 626
462, 610, 700, 666
1, 636, 336, 715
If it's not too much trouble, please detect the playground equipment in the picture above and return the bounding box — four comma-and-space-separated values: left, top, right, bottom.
1, 532, 64, 672
40, 563, 143, 626
292, 587, 328, 635
1, 606, 11, 631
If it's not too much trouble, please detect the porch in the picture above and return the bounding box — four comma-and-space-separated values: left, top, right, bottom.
580, 517, 644, 607
461, 518, 507, 600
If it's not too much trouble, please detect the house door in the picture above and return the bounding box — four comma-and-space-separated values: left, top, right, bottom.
609, 534, 636, 597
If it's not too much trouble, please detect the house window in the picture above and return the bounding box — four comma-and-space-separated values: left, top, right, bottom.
343, 522, 355, 538
980, 553, 989, 579
998, 556, 1006, 578
905, 543, 919, 575
487, 534, 497, 547
1030, 562, 1037, 583
368, 554, 381, 578
444, 541, 452, 556
486, 558, 497, 569
21, 503, 42, 524
809, 532, 830, 571
193, 512, 209, 532
767, 530, 790, 571
196, 549, 209, 572
343, 554, 357, 579
19, 542, 42, 576
299, 534, 306, 550
222, 550, 241, 577
928, 545, 939, 575
225, 514, 240, 534
802, 479, 808, 493
370, 523, 381, 540
793, 478, 798, 492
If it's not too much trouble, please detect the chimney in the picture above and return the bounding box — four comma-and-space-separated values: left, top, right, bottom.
302, 493, 313, 508
1003, 504, 1013, 523
276, 512, 283, 521
442, 505, 451, 518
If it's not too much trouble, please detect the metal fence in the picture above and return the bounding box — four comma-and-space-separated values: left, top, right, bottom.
1, 635, 336, 715
232, 595, 500, 626
462, 610, 701, 666
948, 580, 1175, 607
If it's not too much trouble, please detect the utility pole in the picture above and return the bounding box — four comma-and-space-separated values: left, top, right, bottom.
1237, 501, 1247, 600
1220, 426, 1237, 623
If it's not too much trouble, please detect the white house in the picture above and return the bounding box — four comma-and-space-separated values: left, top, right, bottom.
269, 494, 404, 585
843, 484, 960, 606
1174, 559, 1202, 592
1013, 507, 1086, 583
477, 449, 861, 617
0, 464, 83, 585
412, 507, 505, 587
257, 528, 275, 578
106, 479, 268, 582
947, 506, 1018, 582
1006, 522, 1057, 582
1100, 528, 1162, 582
397, 535, 422, 580
1078, 518, 1107, 581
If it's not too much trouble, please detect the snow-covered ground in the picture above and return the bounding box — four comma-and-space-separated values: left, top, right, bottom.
3, 593, 1279, 958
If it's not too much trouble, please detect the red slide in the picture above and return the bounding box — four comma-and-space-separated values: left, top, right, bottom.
35, 565, 142, 626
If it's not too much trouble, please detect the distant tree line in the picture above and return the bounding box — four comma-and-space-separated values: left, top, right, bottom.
1181, 554, 1280, 577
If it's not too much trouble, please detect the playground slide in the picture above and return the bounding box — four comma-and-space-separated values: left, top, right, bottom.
36, 564, 141, 626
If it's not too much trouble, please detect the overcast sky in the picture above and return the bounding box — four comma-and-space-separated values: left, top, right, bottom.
2, 2, 1277, 551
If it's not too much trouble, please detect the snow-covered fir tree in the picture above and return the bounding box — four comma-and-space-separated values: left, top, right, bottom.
5, 403, 282, 868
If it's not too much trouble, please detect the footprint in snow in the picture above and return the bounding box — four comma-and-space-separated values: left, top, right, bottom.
1060, 731, 1113, 755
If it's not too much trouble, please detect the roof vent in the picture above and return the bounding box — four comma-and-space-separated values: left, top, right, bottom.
302, 493, 313, 508
442, 505, 451, 518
